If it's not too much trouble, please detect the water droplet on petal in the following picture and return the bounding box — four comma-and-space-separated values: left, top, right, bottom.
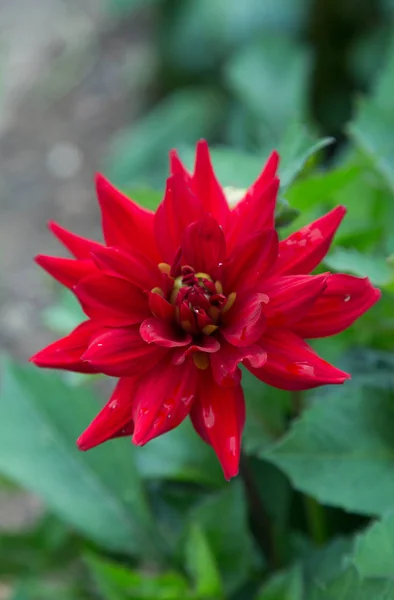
203, 405, 215, 428
227, 436, 237, 457
97, 343, 103, 347
344, 294, 351, 302
108, 399, 118, 409
287, 361, 315, 377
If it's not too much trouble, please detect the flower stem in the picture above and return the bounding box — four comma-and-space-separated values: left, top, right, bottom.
239, 452, 278, 570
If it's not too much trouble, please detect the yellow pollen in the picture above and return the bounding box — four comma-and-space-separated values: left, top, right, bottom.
151, 287, 164, 296
222, 292, 237, 313
158, 263, 171, 275
214, 280, 223, 294
202, 324, 219, 336
193, 352, 209, 370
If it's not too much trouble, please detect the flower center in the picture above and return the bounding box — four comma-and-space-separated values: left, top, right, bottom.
168, 265, 235, 335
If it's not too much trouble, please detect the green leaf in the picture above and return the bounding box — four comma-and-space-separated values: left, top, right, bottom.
104, 88, 224, 188
323, 247, 394, 287
353, 511, 394, 578
0, 361, 160, 558
188, 481, 254, 594
309, 567, 394, 600
225, 36, 311, 140
264, 384, 394, 516
127, 188, 163, 212
86, 554, 190, 600
185, 524, 223, 598
135, 419, 223, 486
256, 565, 304, 600
303, 537, 354, 588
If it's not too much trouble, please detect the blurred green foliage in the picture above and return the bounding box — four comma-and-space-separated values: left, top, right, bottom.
3, 0, 394, 598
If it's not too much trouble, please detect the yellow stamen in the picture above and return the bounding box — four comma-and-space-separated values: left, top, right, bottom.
222, 292, 236, 313
202, 324, 219, 336
158, 263, 171, 275
151, 287, 164, 296
214, 280, 223, 294
193, 352, 209, 370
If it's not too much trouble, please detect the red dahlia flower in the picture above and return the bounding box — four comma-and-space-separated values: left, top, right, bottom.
30, 140, 380, 479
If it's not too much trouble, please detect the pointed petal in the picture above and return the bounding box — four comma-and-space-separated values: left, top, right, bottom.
264, 273, 328, 327
292, 274, 381, 338
210, 340, 266, 387
223, 229, 278, 293
35, 255, 96, 289
91, 246, 159, 290
192, 139, 230, 227
155, 174, 203, 264
48, 221, 103, 260
182, 214, 226, 277
77, 377, 137, 450
82, 326, 168, 376
140, 317, 191, 347
227, 175, 279, 250
132, 358, 198, 445
30, 321, 100, 373
75, 273, 150, 326
248, 329, 350, 391
222, 293, 268, 347
169, 149, 191, 181
277, 206, 346, 275
190, 373, 245, 479
95, 173, 159, 260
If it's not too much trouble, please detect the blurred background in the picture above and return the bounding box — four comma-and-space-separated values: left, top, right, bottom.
1, 0, 394, 598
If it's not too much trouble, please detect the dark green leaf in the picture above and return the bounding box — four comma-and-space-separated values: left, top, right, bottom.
255, 565, 303, 600
309, 567, 394, 600
0, 361, 160, 558
265, 385, 394, 516
353, 511, 394, 578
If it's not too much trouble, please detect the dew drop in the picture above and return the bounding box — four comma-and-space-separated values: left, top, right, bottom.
344, 294, 351, 303
203, 405, 215, 428
97, 343, 103, 347
108, 399, 118, 409
287, 361, 315, 376
227, 436, 237, 457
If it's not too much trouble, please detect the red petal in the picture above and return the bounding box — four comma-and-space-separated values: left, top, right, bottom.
264, 273, 328, 327
182, 214, 226, 278
95, 173, 159, 260
192, 140, 230, 227
30, 321, 100, 373
132, 358, 198, 445
277, 206, 346, 275
82, 326, 168, 376
248, 329, 350, 391
155, 174, 203, 264
172, 335, 220, 365
49, 221, 103, 260
190, 372, 245, 480
77, 377, 137, 450
140, 317, 192, 347
210, 341, 266, 387
223, 229, 278, 293
91, 246, 159, 290
291, 274, 381, 338
169, 149, 191, 181
148, 291, 176, 322
227, 174, 279, 250
35, 255, 96, 289
222, 293, 268, 347
75, 273, 150, 326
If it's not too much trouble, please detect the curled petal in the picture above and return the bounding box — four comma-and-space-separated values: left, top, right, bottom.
82, 326, 167, 376
182, 214, 226, 278
95, 173, 159, 260
227, 172, 279, 250
148, 291, 176, 322
48, 221, 104, 260
248, 329, 350, 391
35, 255, 96, 289
264, 273, 328, 327
291, 274, 381, 338
77, 377, 137, 450
277, 206, 346, 275
223, 229, 278, 293
210, 341, 266, 387
140, 317, 192, 347
155, 174, 203, 264
172, 335, 220, 366
192, 139, 230, 227
91, 246, 159, 290
132, 358, 198, 445
221, 293, 268, 347
30, 321, 100, 373
190, 372, 245, 480
75, 274, 150, 326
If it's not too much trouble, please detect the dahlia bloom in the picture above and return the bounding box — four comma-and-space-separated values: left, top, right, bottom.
30, 141, 380, 479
